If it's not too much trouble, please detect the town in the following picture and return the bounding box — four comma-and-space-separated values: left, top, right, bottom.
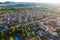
0, 2, 60, 40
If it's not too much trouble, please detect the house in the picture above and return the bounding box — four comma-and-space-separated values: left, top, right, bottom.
42, 18, 51, 24
56, 21, 60, 26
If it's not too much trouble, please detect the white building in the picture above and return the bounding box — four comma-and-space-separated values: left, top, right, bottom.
56, 21, 60, 26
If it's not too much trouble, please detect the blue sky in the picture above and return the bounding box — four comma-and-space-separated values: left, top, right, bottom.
0, 0, 60, 3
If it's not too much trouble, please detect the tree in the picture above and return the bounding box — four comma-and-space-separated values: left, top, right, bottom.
9, 37, 14, 40
31, 31, 35, 36
36, 35, 41, 40
24, 29, 30, 37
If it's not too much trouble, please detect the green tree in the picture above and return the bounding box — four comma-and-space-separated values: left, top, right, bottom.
36, 36, 41, 40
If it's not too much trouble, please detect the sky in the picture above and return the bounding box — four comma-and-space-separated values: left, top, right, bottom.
0, 0, 60, 3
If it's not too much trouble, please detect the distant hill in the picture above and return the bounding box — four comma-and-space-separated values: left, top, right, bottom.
0, 1, 60, 14
0, 2, 37, 6
0, 2, 38, 9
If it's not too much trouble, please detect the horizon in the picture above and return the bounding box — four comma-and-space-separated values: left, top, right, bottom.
0, 0, 60, 3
